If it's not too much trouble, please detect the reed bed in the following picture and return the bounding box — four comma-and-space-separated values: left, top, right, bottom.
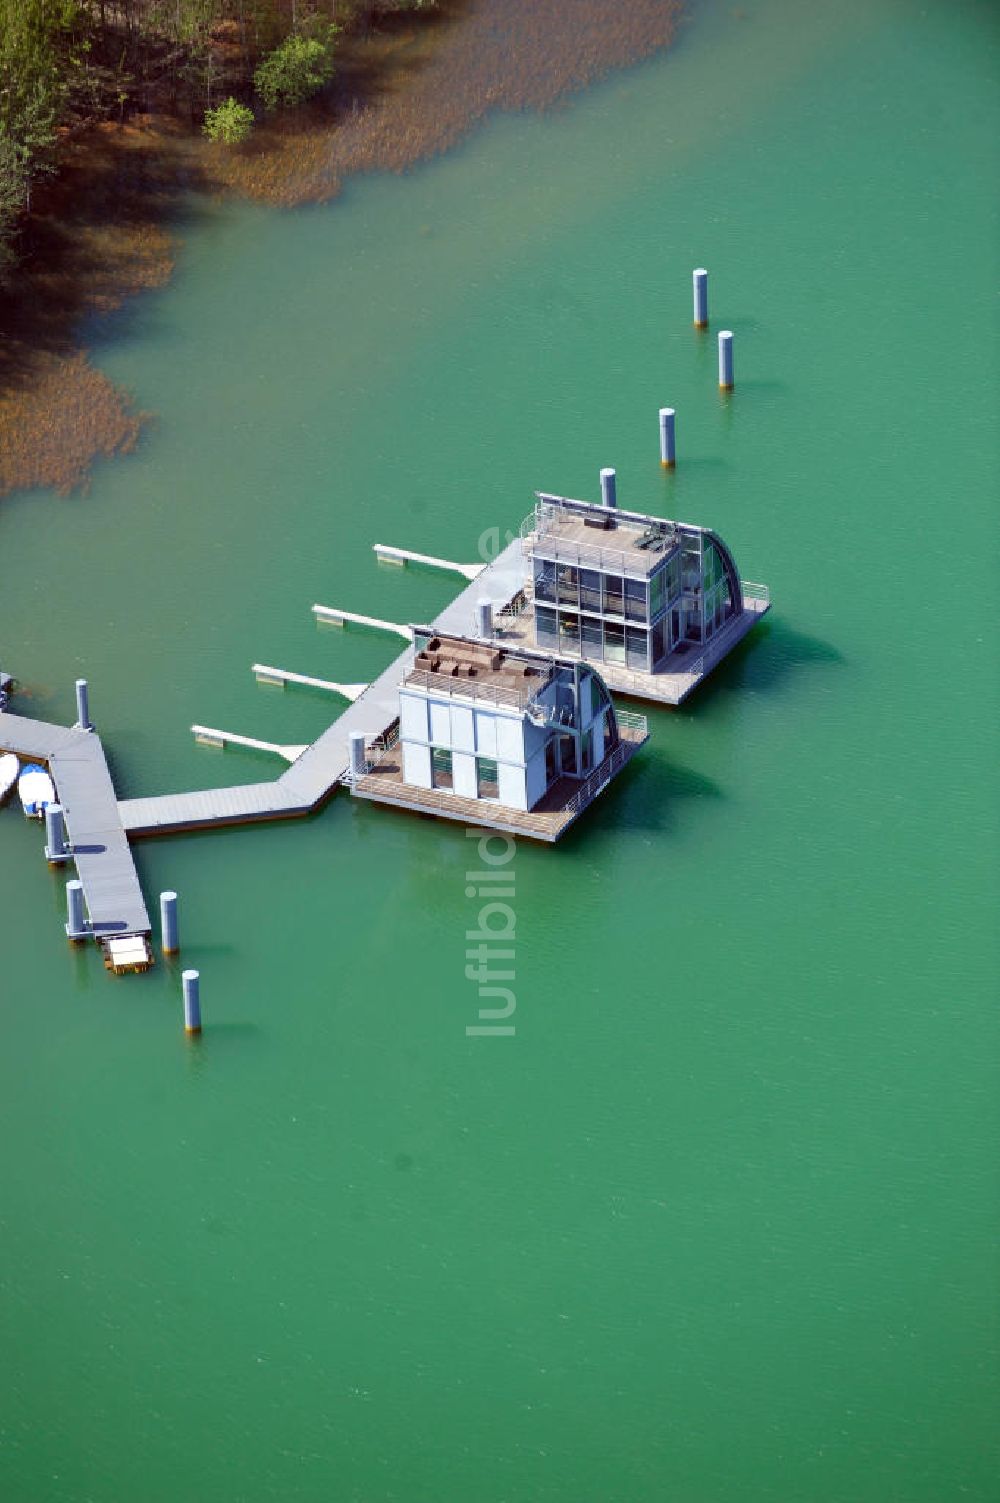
0, 0, 682, 497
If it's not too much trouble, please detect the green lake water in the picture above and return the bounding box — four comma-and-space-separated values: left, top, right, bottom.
1, 1, 998, 1498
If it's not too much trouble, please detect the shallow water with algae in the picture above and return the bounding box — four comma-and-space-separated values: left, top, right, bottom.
1, 2, 998, 1499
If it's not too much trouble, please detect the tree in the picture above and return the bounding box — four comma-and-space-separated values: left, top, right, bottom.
253, 26, 337, 111
203, 96, 254, 144
0, 0, 74, 223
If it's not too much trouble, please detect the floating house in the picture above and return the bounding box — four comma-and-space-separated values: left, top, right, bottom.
348, 630, 648, 842
493, 486, 770, 704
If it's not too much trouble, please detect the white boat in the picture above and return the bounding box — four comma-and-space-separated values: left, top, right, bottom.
0, 753, 18, 805
18, 763, 55, 819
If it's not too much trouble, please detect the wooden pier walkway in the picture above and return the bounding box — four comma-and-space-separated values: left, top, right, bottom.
0, 711, 150, 938
0, 539, 527, 961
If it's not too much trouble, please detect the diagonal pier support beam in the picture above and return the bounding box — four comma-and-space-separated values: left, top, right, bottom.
192, 725, 307, 762
252, 665, 368, 700
372, 544, 486, 581
312, 606, 414, 640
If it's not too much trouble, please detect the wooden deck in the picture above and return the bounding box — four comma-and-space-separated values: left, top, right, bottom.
351, 723, 647, 843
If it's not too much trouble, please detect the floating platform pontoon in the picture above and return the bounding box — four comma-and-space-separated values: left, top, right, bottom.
0, 710, 151, 958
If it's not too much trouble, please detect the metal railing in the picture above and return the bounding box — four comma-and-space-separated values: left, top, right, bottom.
614, 708, 649, 738
520, 507, 678, 580
526, 698, 576, 729
372, 719, 400, 752
496, 588, 529, 621
560, 743, 631, 819
742, 580, 770, 604
338, 720, 400, 786
405, 666, 553, 713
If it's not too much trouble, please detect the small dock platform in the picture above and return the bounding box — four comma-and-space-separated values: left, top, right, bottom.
0, 710, 151, 947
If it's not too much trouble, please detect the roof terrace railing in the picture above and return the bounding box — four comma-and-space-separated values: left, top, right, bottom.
405, 665, 553, 715
520, 504, 680, 579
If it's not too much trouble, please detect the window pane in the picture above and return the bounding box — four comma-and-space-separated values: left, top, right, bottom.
431, 747, 453, 789
603, 574, 624, 616
558, 610, 580, 648
580, 616, 602, 661
624, 578, 648, 622
476, 757, 498, 799
534, 560, 557, 603
579, 569, 602, 614
535, 606, 558, 649
556, 565, 578, 606
650, 566, 667, 619
626, 626, 649, 670
604, 622, 625, 664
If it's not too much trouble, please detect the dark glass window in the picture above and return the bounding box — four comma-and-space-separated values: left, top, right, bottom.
626, 626, 649, 670
558, 734, 577, 775
579, 569, 602, 614
431, 747, 453, 790
603, 573, 624, 616
604, 622, 625, 664
558, 611, 580, 649
580, 616, 602, 661
624, 578, 648, 623
476, 757, 499, 799
556, 565, 579, 606
534, 560, 557, 603
650, 566, 668, 620
535, 606, 558, 649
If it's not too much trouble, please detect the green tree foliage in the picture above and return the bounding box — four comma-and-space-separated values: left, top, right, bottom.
0, 0, 79, 274
0, 1, 441, 279
203, 95, 254, 144
253, 27, 336, 111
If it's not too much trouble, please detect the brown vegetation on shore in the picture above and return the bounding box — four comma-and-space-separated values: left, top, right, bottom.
0, 0, 682, 498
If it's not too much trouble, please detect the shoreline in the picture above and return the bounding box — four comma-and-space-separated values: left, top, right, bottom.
0, 0, 683, 500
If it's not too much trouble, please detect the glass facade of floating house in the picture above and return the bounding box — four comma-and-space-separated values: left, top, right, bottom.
522, 494, 743, 673
398, 633, 620, 813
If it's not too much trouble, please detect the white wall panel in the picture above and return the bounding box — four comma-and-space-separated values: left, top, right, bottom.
399, 692, 428, 743
525, 747, 548, 810
402, 741, 432, 789
497, 762, 527, 810
452, 705, 475, 754
453, 751, 477, 799
429, 700, 451, 748
474, 711, 497, 758
495, 714, 524, 766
